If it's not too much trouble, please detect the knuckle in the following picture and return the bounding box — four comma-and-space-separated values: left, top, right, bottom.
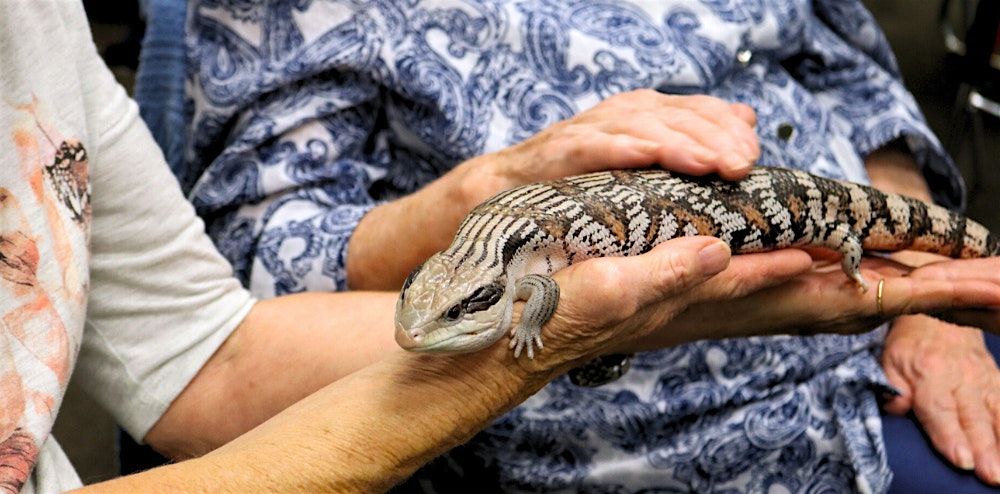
985, 389, 1000, 412
551, 131, 590, 161
628, 115, 662, 131
920, 356, 949, 375
657, 252, 695, 289
588, 261, 628, 294
687, 94, 727, 111
926, 393, 959, 414
734, 102, 757, 118
607, 89, 650, 107
563, 143, 587, 163
631, 88, 660, 100
588, 262, 642, 317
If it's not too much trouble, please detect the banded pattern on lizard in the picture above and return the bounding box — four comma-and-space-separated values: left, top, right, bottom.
395, 167, 999, 358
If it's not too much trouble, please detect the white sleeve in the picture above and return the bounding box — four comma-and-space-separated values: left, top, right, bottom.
75, 35, 255, 442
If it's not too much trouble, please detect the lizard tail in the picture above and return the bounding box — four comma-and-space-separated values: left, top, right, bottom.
988, 232, 1000, 257
902, 198, 997, 259
856, 185, 998, 259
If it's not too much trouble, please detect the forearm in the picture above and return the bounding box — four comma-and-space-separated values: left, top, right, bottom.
346, 155, 510, 290
864, 145, 933, 202
145, 291, 403, 458
81, 346, 552, 493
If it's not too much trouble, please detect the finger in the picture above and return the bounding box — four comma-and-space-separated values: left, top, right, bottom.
956, 385, 1000, 483
565, 132, 663, 171
690, 103, 760, 164
668, 96, 759, 164
555, 236, 731, 320
990, 388, 1000, 486
603, 118, 730, 176
912, 388, 976, 471
632, 236, 733, 307
653, 108, 752, 179
880, 277, 1000, 318
689, 249, 813, 303
732, 272, 1000, 337
879, 363, 914, 416
729, 102, 757, 127
913, 258, 1000, 285
650, 131, 748, 180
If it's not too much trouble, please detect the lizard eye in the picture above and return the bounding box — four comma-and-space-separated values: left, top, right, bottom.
443, 304, 463, 321
461, 282, 505, 313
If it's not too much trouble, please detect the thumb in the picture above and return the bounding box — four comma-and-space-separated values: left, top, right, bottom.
554, 236, 731, 325
630, 236, 732, 308
881, 359, 914, 415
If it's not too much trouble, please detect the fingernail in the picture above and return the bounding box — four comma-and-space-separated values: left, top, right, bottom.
987, 458, 1000, 484
699, 241, 731, 275
728, 153, 746, 171
955, 445, 975, 471
694, 147, 720, 163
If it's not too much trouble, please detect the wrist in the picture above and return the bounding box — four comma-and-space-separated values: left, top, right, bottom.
454, 153, 520, 209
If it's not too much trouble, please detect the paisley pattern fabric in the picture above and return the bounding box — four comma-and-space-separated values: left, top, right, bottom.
185, 1, 964, 492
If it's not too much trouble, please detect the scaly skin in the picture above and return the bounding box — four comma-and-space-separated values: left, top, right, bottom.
395, 167, 999, 358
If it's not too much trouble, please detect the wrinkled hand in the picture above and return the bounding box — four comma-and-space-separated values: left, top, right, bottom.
525, 242, 1000, 375
525, 236, 742, 373
882, 315, 1000, 486
879, 251, 1000, 486
630, 253, 1000, 351
471, 90, 759, 202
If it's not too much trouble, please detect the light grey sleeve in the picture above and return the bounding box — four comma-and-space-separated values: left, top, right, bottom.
76, 45, 255, 442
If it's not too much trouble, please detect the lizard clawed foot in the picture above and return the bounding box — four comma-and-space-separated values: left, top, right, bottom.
511, 273, 559, 359
509, 323, 544, 359
849, 270, 870, 293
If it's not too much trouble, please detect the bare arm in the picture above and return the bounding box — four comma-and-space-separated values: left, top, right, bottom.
83, 236, 740, 493
86, 344, 546, 493
144, 291, 402, 459
146, 234, 1000, 467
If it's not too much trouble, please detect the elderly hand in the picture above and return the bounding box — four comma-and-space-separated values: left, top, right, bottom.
882, 315, 1000, 486
626, 252, 1000, 351
463, 90, 760, 203
523, 240, 1000, 373
876, 250, 1000, 486
524, 236, 764, 372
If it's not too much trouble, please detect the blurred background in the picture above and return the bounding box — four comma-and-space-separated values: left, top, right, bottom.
61, 0, 1000, 484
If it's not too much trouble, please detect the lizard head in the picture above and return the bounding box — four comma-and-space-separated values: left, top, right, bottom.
394, 252, 512, 354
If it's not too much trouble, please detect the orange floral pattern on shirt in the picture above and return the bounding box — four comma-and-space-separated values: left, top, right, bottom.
0, 98, 90, 492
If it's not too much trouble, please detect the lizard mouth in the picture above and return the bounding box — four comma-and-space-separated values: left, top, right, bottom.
402, 328, 500, 354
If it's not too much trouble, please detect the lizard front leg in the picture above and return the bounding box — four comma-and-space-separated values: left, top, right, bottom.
510, 274, 560, 359
812, 221, 868, 291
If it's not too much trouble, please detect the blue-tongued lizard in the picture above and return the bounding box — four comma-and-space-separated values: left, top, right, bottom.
394, 167, 999, 359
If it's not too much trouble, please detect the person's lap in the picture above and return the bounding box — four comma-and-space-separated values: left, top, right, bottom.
883, 331, 1000, 493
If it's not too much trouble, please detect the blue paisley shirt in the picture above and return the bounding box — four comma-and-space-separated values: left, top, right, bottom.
186, 1, 964, 492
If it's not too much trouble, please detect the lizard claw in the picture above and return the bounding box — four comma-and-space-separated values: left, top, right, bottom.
510, 323, 543, 359
849, 271, 870, 293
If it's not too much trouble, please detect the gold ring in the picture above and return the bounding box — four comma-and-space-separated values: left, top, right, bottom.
876, 278, 885, 318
